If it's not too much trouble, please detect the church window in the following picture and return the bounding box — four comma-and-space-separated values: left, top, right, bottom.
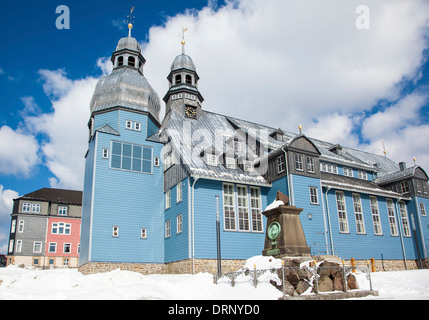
309, 187, 319, 205
206, 154, 218, 166
223, 184, 236, 231
175, 74, 182, 84
165, 220, 171, 238
386, 199, 398, 236
277, 155, 285, 174
244, 160, 253, 172
225, 157, 236, 169
128, 56, 135, 67
237, 186, 249, 231
177, 214, 183, 234
165, 190, 171, 209
250, 187, 262, 232
420, 202, 426, 216
307, 157, 315, 173
295, 154, 303, 171
370, 196, 383, 235
335, 191, 349, 233
111, 141, 153, 174
186, 75, 192, 85
352, 194, 365, 234
398, 201, 411, 237
117, 56, 123, 67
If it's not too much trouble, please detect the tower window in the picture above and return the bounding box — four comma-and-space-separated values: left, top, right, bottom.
128, 56, 135, 67
186, 75, 192, 85
175, 74, 182, 84
118, 56, 124, 67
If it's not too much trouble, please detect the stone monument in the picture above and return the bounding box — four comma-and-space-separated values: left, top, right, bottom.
262, 191, 311, 257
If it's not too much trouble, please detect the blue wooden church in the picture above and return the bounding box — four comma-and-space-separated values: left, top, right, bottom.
79, 26, 429, 274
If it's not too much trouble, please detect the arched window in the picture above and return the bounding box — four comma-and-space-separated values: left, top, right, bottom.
117, 56, 124, 67
128, 56, 135, 67
186, 75, 192, 85
175, 74, 182, 84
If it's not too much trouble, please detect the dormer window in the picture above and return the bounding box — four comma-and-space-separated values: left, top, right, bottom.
128, 56, 135, 67
206, 154, 218, 167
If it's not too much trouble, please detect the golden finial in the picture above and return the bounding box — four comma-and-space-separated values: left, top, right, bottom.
413, 157, 417, 165
382, 139, 387, 157
299, 123, 302, 135
181, 27, 189, 54
127, 6, 135, 36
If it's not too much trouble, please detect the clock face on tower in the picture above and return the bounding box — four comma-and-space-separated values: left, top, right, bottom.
184, 105, 197, 119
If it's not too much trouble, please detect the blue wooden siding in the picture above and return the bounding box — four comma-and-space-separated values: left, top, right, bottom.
84, 110, 165, 263
79, 136, 96, 266
192, 179, 268, 260
290, 174, 327, 255
164, 178, 189, 263
324, 188, 417, 260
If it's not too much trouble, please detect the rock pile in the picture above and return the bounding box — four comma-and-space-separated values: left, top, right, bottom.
272, 259, 359, 296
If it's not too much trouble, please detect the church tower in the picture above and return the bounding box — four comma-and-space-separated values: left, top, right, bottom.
163, 29, 204, 120
79, 19, 165, 269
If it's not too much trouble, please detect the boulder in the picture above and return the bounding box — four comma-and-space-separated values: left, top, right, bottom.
296, 280, 311, 295
347, 274, 359, 290
317, 275, 334, 292
333, 271, 345, 291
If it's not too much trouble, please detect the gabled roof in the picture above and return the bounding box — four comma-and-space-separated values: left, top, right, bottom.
17, 188, 83, 205
375, 166, 429, 185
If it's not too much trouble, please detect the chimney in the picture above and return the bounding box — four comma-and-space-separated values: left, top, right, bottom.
399, 162, 406, 171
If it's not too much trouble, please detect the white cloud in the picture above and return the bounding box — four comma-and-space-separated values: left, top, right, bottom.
0, 185, 18, 254
0, 126, 40, 177
26, 70, 97, 190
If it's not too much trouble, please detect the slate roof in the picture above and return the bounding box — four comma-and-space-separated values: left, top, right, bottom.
158, 108, 404, 188
375, 165, 428, 185
17, 188, 83, 205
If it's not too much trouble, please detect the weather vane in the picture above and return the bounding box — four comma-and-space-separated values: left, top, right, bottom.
127, 6, 135, 36
181, 27, 189, 54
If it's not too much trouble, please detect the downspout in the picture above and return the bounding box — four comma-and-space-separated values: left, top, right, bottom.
319, 180, 329, 256
281, 147, 292, 204
324, 186, 334, 255
191, 176, 200, 275
395, 199, 408, 270
414, 197, 427, 259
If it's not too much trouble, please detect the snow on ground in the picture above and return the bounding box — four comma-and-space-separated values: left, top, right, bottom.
0, 256, 428, 300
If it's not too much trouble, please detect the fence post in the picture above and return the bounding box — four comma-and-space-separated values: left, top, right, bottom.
342, 260, 347, 293
313, 261, 319, 295
253, 264, 258, 288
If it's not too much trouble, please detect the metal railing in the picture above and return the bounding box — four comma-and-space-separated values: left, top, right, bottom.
213, 261, 374, 297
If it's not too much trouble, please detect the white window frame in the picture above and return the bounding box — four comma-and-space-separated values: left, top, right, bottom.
335, 191, 349, 233
250, 187, 263, 232
386, 199, 398, 236
370, 196, 383, 235
307, 157, 315, 173
58, 206, 68, 216
134, 121, 141, 131
140, 228, 147, 239
48, 242, 57, 253
112, 226, 119, 238
52, 222, 71, 235
177, 183, 182, 202
344, 168, 353, 177
401, 181, 409, 194
102, 148, 109, 159
33, 241, 42, 254
226, 157, 236, 169
206, 154, 218, 167
165, 190, 171, 209
420, 202, 427, 217
125, 120, 133, 130
277, 155, 285, 174
22, 203, 31, 212
165, 220, 171, 238
177, 214, 183, 234
237, 185, 250, 231
244, 160, 253, 172
11, 220, 16, 233
398, 201, 411, 237
358, 171, 368, 180
309, 187, 319, 205
32, 203, 41, 213
352, 194, 366, 234
223, 183, 236, 231
295, 154, 303, 171
8, 240, 14, 253
154, 157, 160, 167
18, 220, 24, 233
16, 240, 22, 253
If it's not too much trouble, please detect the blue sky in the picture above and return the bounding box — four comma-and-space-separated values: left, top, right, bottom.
0, 0, 428, 253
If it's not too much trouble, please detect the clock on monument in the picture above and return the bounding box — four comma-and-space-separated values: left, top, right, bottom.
184, 105, 197, 119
